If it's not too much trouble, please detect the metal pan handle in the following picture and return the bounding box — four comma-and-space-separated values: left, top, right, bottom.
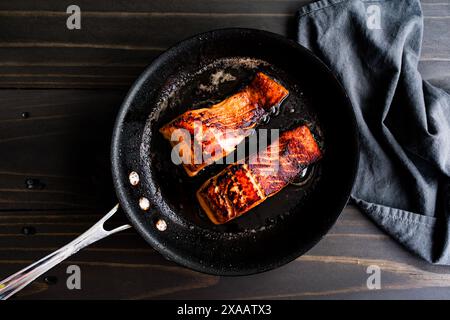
0, 204, 131, 300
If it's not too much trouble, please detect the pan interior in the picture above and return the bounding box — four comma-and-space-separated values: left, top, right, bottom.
112, 29, 358, 275
142, 56, 324, 232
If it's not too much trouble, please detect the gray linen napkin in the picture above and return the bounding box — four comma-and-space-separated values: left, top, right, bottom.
296, 0, 450, 263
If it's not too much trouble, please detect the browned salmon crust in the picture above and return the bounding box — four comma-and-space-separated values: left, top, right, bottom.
196, 125, 322, 224
159, 72, 289, 176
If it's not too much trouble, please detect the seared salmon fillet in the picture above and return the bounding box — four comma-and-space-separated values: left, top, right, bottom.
196, 125, 322, 224
159, 72, 289, 176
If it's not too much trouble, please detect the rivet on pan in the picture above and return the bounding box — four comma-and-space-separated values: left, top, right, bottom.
139, 197, 150, 211
129, 171, 140, 186
155, 219, 167, 231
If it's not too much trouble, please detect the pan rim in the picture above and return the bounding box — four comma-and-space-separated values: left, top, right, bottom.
111, 27, 360, 276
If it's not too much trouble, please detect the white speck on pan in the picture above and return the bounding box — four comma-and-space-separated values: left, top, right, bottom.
148, 57, 269, 121
198, 70, 236, 93
197, 58, 267, 93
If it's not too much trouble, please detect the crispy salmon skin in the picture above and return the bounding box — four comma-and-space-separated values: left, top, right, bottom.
159, 72, 289, 176
196, 125, 322, 224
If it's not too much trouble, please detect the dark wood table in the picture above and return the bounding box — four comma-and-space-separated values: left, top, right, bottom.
1, 0, 450, 299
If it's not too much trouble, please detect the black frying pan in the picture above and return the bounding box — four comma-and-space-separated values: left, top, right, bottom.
0, 28, 358, 299
111, 28, 358, 275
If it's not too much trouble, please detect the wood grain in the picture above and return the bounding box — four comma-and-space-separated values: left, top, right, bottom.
0, 0, 449, 300
0, 89, 125, 210
2, 206, 450, 299
0, 0, 447, 88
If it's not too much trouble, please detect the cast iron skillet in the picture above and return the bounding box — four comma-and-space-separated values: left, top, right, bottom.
111, 28, 359, 275
0, 28, 358, 299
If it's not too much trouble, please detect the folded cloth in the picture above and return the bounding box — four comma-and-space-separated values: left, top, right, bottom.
296, 0, 450, 263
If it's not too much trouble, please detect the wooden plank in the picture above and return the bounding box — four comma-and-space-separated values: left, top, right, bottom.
422, 1, 450, 69
2, 206, 450, 299
0, 0, 449, 300
0, 89, 125, 210
421, 0, 450, 90
0, 0, 301, 89
0, 0, 309, 13
0, 0, 446, 88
